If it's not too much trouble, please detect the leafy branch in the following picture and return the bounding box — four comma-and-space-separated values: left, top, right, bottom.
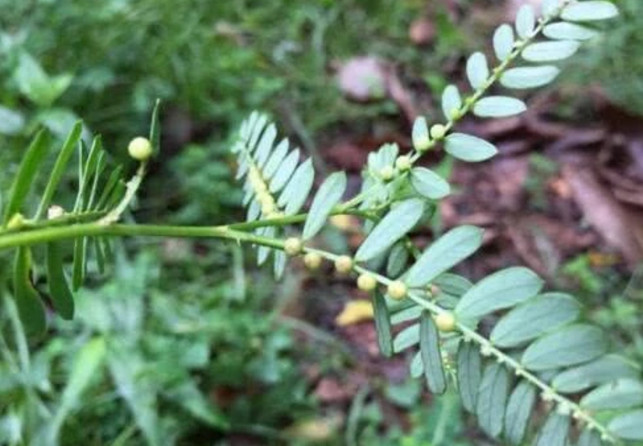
1, 1, 640, 445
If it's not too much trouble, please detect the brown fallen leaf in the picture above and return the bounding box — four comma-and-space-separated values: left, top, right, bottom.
562, 163, 643, 266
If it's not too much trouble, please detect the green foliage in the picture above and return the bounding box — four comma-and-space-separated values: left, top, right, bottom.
0, 1, 640, 445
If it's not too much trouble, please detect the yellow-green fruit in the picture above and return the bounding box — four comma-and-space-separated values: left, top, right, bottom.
379, 165, 395, 181
387, 280, 407, 300
284, 237, 303, 256
435, 312, 456, 332
357, 274, 377, 292
334, 255, 353, 274
430, 124, 447, 140
128, 137, 153, 161
304, 252, 322, 270
395, 156, 412, 172
6, 213, 25, 230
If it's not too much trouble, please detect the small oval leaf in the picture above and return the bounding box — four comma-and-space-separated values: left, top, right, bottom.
522, 40, 580, 62
504, 381, 536, 445
442, 85, 462, 121
501, 66, 560, 89
561, 1, 619, 22
543, 22, 600, 41
373, 290, 394, 357
457, 341, 482, 413
355, 199, 425, 262
552, 354, 640, 393
476, 363, 509, 438
473, 96, 527, 118
410, 167, 450, 199
455, 267, 544, 321
278, 158, 315, 215
444, 133, 498, 162
608, 410, 643, 441
493, 24, 515, 61
303, 171, 347, 240
580, 379, 643, 411
522, 324, 608, 371
405, 225, 483, 288
466, 52, 489, 90
420, 312, 446, 394
515, 5, 535, 39
534, 413, 570, 446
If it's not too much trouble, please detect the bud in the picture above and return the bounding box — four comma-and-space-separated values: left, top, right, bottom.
47, 205, 65, 219
379, 165, 395, 181
357, 274, 377, 291
128, 137, 153, 161
435, 312, 457, 332
334, 255, 353, 274
304, 252, 322, 270
284, 237, 303, 256
387, 280, 407, 300
412, 116, 431, 152
395, 156, 412, 172
430, 124, 447, 140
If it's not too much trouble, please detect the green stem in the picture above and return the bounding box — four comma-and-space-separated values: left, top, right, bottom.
0, 223, 285, 253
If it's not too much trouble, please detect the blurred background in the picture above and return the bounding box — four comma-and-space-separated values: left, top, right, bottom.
0, 0, 641, 444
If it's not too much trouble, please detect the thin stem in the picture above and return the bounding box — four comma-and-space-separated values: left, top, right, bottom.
99, 162, 147, 225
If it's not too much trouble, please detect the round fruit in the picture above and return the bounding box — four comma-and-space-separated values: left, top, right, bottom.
334, 255, 353, 274
435, 312, 456, 332
379, 165, 395, 181
357, 274, 377, 291
387, 280, 407, 300
304, 252, 322, 270
430, 124, 447, 140
284, 237, 303, 256
395, 156, 412, 171
128, 137, 153, 161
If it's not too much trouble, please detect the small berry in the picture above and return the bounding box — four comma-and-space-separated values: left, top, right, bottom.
379, 165, 395, 181
480, 344, 493, 357
430, 124, 447, 140
128, 136, 153, 161
435, 312, 456, 332
387, 280, 407, 300
284, 237, 303, 256
395, 156, 412, 172
6, 213, 25, 230
357, 274, 377, 292
335, 255, 353, 274
47, 205, 65, 219
304, 252, 322, 270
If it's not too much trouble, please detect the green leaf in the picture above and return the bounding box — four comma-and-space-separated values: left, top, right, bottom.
490, 293, 580, 348
393, 324, 419, 353
46, 242, 74, 319
561, 1, 619, 22
543, 22, 600, 41
36, 122, 83, 219
522, 40, 580, 62
445, 133, 498, 162
355, 199, 425, 262
455, 267, 544, 321
515, 5, 535, 39
386, 242, 409, 278
72, 236, 88, 291
303, 171, 347, 240
12, 247, 46, 336
410, 167, 450, 199
50, 337, 106, 439
273, 250, 287, 280
534, 413, 569, 446
577, 429, 602, 446
257, 227, 275, 265
457, 341, 481, 413
166, 380, 228, 429
608, 410, 643, 441
521, 324, 608, 371
493, 24, 514, 61
412, 117, 429, 149
476, 363, 509, 439
405, 225, 483, 288
270, 149, 300, 193
3, 130, 50, 225
254, 123, 277, 167
501, 66, 560, 89
420, 312, 446, 394
149, 99, 161, 154
442, 85, 462, 120
373, 290, 393, 357
391, 305, 422, 325
552, 354, 640, 393
580, 379, 643, 411
433, 273, 472, 296
466, 52, 489, 90
263, 138, 289, 179
504, 381, 536, 445
278, 158, 315, 215
473, 96, 527, 118
247, 114, 268, 151
410, 351, 423, 378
